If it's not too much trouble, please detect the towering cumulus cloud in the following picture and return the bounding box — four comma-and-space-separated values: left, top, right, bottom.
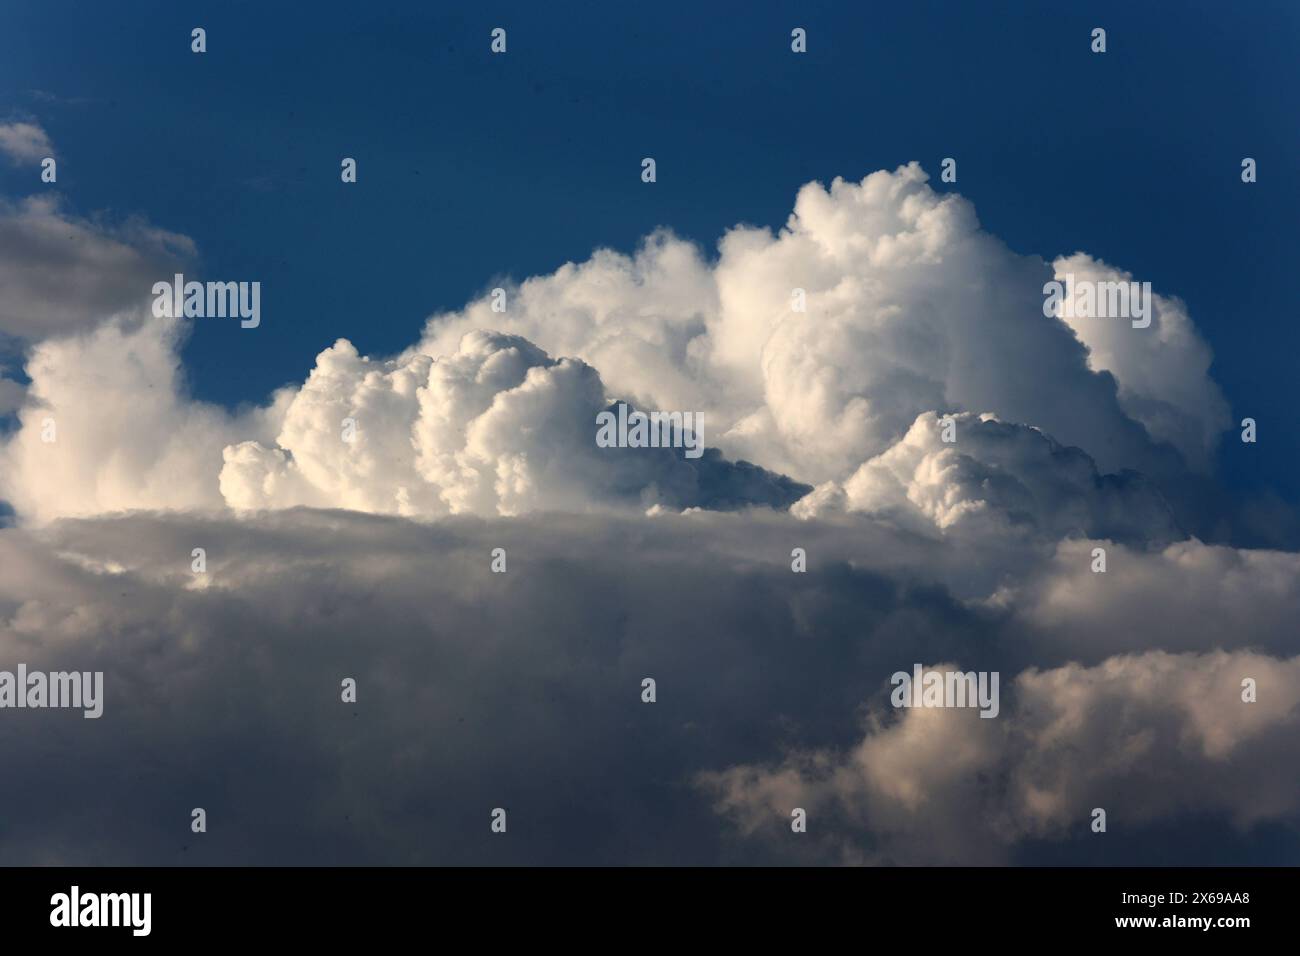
0, 164, 1230, 524
0, 164, 1294, 865
416, 163, 1225, 486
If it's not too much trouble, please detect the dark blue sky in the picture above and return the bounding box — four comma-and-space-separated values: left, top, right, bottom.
2, 0, 1297, 499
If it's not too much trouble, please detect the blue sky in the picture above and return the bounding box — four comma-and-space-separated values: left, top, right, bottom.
2, 0, 1297, 499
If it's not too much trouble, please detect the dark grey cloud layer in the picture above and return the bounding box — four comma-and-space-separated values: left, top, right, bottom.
1, 509, 1296, 865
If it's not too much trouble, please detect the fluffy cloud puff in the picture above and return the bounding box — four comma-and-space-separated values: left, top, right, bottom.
220, 328, 808, 517
998, 537, 1300, 662
0, 317, 281, 523
701, 649, 1300, 864
792, 411, 1180, 547
417, 163, 1219, 486
1052, 252, 1230, 468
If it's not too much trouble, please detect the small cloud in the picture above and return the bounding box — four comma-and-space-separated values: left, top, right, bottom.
0, 120, 53, 163
0, 195, 196, 340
